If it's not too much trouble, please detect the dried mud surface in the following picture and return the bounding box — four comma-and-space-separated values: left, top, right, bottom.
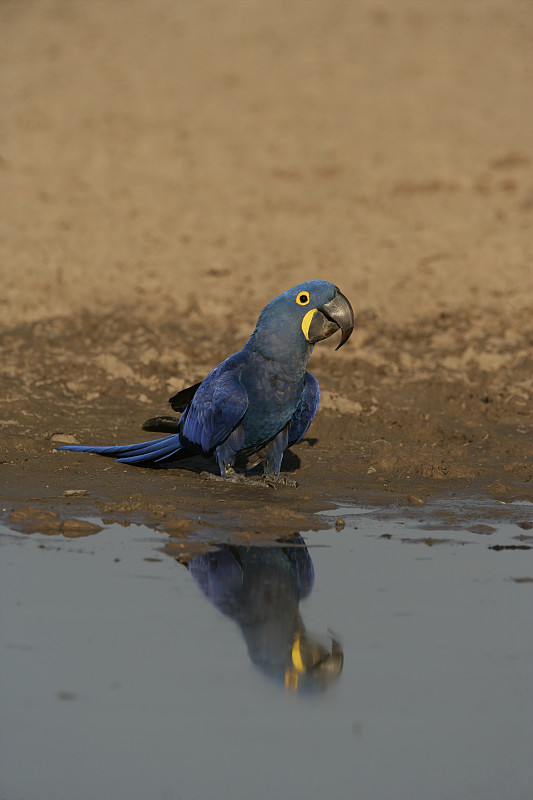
1, 1, 532, 543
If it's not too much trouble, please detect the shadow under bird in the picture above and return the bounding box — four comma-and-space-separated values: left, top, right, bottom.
59, 280, 354, 484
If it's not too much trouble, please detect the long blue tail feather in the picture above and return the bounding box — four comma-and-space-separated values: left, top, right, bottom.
58, 434, 183, 465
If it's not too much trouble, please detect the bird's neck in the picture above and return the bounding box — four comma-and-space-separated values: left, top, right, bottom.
245, 328, 313, 376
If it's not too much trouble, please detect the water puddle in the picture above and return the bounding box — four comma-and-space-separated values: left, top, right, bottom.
1, 500, 532, 800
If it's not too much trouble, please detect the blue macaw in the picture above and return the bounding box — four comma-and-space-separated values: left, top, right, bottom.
59, 280, 354, 483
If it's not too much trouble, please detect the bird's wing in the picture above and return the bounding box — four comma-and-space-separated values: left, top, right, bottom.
288, 371, 320, 446
179, 360, 248, 454
169, 382, 202, 412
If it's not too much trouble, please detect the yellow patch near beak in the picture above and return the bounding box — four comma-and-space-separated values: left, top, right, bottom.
301, 308, 318, 342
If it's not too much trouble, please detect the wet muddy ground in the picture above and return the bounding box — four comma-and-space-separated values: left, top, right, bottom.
1, 307, 531, 545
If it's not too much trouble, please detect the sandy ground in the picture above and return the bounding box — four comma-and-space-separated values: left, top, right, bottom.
1, 1, 532, 537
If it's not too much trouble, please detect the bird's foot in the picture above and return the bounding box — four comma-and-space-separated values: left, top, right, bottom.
261, 473, 299, 488
200, 469, 264, 487
200, 470, 233, 484
199, 470, 298, 488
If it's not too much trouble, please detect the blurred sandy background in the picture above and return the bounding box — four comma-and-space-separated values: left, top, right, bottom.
2, 0, 532, 332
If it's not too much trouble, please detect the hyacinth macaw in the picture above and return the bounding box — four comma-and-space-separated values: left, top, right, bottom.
59, 280, 354, 483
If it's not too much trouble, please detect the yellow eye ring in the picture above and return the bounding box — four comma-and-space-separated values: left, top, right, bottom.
296, 291, 310, 306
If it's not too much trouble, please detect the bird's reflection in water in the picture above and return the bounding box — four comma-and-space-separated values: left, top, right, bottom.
184, 534, 343, 692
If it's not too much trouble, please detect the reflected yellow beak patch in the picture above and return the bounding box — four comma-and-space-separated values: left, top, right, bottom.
301, 308, 318, 342
291, 635, 305, 673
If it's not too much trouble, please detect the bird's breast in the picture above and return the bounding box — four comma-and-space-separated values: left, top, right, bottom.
240, 361, 305, 447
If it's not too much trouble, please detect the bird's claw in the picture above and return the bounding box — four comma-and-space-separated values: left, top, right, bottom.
199, 471, 298, 488
261, 474, 299, 488
200, 470, 261, 486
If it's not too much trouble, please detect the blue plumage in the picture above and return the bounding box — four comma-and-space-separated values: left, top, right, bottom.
59, 280, 354, 481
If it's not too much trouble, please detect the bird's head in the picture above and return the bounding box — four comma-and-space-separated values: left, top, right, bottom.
249, 280, 354, 362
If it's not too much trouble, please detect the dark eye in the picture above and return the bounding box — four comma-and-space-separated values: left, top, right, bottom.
296, 292, 310, 306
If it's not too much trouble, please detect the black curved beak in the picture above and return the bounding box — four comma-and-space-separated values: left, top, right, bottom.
307, 287, 355, 350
